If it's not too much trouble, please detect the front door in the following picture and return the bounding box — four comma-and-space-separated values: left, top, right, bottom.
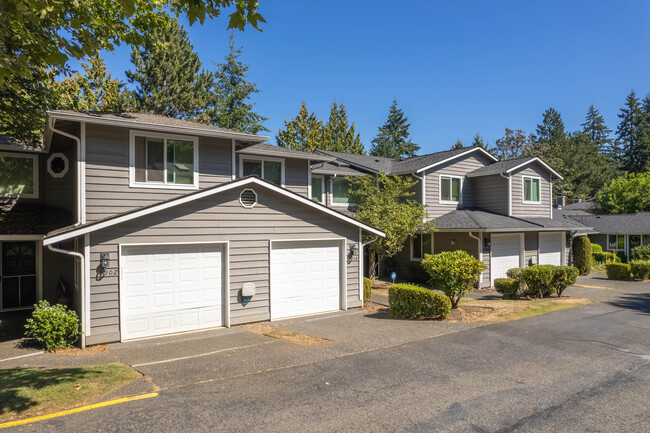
1, 241, 37, 309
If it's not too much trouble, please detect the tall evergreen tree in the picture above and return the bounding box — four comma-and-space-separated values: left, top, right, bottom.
581, 104, 612, 153
616, 90, 650, 173
450, 139, 464, 150
529, 107, 566, 177
535, 107, 566, 143
276, 102, 324, 152
126, 17, 211, 118
471, 133, 487, 148
201, 34, 268, 134
322, 102, 364, 154
369, 99, 419, 158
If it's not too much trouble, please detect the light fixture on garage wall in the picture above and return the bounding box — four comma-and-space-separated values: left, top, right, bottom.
97, 252, 110, 274
483, 238, 491, 251
241, 282, 256, 306
348, 243, 358, 264
450, 239, 456, 245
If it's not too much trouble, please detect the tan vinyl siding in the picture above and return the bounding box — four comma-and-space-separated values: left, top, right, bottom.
473, 174, 509, 215
84, 124, 232, 222
87, 187, 361, 344
423, 152, 494, 217
284, 158, 309, 196
525, 232, 538, 266
510, 163, 552, 218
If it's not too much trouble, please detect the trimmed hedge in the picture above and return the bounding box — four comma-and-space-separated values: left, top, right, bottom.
24, 301, 80, 351
593, 251, 620, 264
630, 261, 650, 280
363, 277, 372, 301
406, 260, 430, 285
388, 284, 451, 319
631, 245, 650, 261
591, 243, 603, 253
494, 278, 520, 299
521, 265, 556, 298
421, 250, 486, 309
572, 236, 592, 276
506, 268, 524, 280
551, 266, 579, 297
606, 263, 631, 280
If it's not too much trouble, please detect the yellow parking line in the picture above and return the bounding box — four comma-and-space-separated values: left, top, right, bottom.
573, 284, 613, 290
0, 392, 158, 429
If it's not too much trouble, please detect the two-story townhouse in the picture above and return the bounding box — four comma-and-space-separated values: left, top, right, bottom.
313, 147, 587, 287
1, 111, 384, 346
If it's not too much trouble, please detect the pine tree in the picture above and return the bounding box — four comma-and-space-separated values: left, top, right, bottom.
322, 102, 364, 154
530, 108, 566, 177
581, 104, 612, 153
471, 133, 487, 148
57, 54, 126, 112
616, 90, 650, 173
369, 99, 419, 158
276, 102, 324, 152
450, 140, 464, 150
535, 107, 566, 143
201, 34, 268, 134
126, 17, 211, 119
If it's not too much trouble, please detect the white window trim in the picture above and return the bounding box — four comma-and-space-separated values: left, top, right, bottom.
522, 175, 542, 204
129, 129, 199, 190
310, 174, 325, 204
239, 155, 285, 187
47, 152, 69, 178
0, 152, 39, 199
330, 177, 354, 207
410, 233, 433, 261
438, 174, 462, 205
607, 234, 626, 251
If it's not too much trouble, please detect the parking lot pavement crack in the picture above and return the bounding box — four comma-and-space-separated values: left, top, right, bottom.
555, 336, 650, 359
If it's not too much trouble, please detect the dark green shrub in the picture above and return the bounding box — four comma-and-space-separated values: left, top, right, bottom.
363, 277, 372, 301
506, 268, 524, 280
630, 261, 650, 280
551, 266, 579, 297
406, 260, 430, 284
593, 251, 620, 264
616, 251, 628, 263
388, 284, 451, 319
521, 265, 556, 298
24, 301, 80, 351
630, 245, 650, 261
494, 278, 520, 299
572, 236, 592, 275
421, 250, 486, 309
606, 263, 631, 280
591, 243, 603, 253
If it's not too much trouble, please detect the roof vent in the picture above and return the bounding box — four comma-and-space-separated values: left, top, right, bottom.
239, 189, 257, 208
556, 195, 565, 208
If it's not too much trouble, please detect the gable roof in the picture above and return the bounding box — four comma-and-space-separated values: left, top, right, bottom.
237, 143, 334, 162
311, 161, 367, 176
0, 134, 45, 153
314, 150, 395, 173
566, 212, 650, 235
467, 156, 563, 179
433, 209, 586, 232
43, 176, 385, 245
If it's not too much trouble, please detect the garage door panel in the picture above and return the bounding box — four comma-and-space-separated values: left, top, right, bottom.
491, 234, 522, 285
539, 232, 563, 266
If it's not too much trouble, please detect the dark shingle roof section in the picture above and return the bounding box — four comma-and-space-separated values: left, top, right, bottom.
391, 147, 494, 174
562, 200, 595, 211
567, 212, 650, 235
466, 156, 536, 177
311, 161, 366, 176
314, 151, 395, 173
434, 209, 588, 231
0, 202, 73, 235
0, 134, 44, 152
237, 143, 334, 162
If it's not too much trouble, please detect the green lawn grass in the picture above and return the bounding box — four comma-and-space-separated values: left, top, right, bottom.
0, 363, 140, 421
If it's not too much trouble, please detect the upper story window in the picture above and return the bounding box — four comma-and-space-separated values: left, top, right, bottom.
411, 233, 433, 260
523, 176, 541, 204
439, 175, 461, 204
311, 175, 324, 203
331, 178, 352, 206
130, 130, 198, 189
607, 234, 625, 251
0, 153, 38, 199
241, 157, 284, 185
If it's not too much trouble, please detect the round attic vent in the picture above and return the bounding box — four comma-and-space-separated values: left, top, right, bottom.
239, 189, 257, 208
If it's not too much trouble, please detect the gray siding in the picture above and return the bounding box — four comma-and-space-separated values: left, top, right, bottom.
85, 124, 232, 222
423, 152, 494, 217
42, 121, 78, 215
525, 232, 538, 266
86, 187, 361, 344
236, 154, 310, 198
510, 162, 552, 218
473, 174, 509, 215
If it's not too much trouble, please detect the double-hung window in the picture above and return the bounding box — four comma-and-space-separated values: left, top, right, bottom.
331, 178, 352, 206
241, 158, 283, 185
439, 175, 461, 203
131, 131, 198, 188
607, 234, 625, 251
523, 176, 541, 203
0, 153, 38, 199
311, 175, 325, 203
411, 233, 433, 260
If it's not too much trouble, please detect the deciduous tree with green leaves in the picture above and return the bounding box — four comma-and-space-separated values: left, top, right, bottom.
595, 172, 650, 214
347, 173, 433, 281
275, 102, 324, 152
369, 99, 420, 158
491, 128, 533, 160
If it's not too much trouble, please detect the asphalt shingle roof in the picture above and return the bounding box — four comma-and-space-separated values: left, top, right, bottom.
433, 209, 588, 232
0, 202, 73, 235
310, 161, 366, 176
237, 143, 334, 162
567, 212, 650, 235
466, 156, 537, 177
314, 151, 395, 173
391, 147, 494, 174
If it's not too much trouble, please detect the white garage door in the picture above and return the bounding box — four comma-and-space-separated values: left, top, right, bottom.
270, 240, 341, 320
120, 244, 224, 340
539, 232, 563, 266
491, 234, 522, 285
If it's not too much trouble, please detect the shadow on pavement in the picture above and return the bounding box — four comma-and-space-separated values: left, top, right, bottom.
0, 311, 29, 343
606, 293, 650, 315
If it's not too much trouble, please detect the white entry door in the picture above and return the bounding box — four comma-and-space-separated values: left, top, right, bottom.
270, 240, 341, 320
120, 244, 224, 340
491, 234, 522, 285
539, 232, 563, 266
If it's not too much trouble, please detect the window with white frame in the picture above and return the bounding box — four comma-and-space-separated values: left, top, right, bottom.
411, 233, 433, 260
131, 131, 198, 188
311, 175, 324, 203
608, 234, 625, 250
241, 158, 283, 185
0, 153, 38, 198
331, 178, 352, 205
439, 175, 461, 203
523, 176, 541, 203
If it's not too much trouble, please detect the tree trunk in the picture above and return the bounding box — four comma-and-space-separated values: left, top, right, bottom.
369, 252, 377, 281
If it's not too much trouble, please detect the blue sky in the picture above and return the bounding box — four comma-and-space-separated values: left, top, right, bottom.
100, 0, 650, 154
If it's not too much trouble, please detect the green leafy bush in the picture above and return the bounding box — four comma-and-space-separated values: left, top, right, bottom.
606, 263, 631, 280
506, 268, 524, 280
494, 278, 520, 299
551, 266, 579, 297
24, 301, 80, 351
593, 251, 620, 264
572, 236, 592, 275
521, 265, 556, 298
591, 243, 603, 253
363, 277, 372, 301
630, 261, 650, 280
388, 284, 451, 319
630, 245, 650, 261
406, 260, 430, 284
421, 250, 486, 309
616, 251, 628, 263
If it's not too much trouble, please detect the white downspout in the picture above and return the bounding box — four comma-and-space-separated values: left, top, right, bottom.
231, 139, 236, 180
500, 172, 512, 216
468, 232, 483, 288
